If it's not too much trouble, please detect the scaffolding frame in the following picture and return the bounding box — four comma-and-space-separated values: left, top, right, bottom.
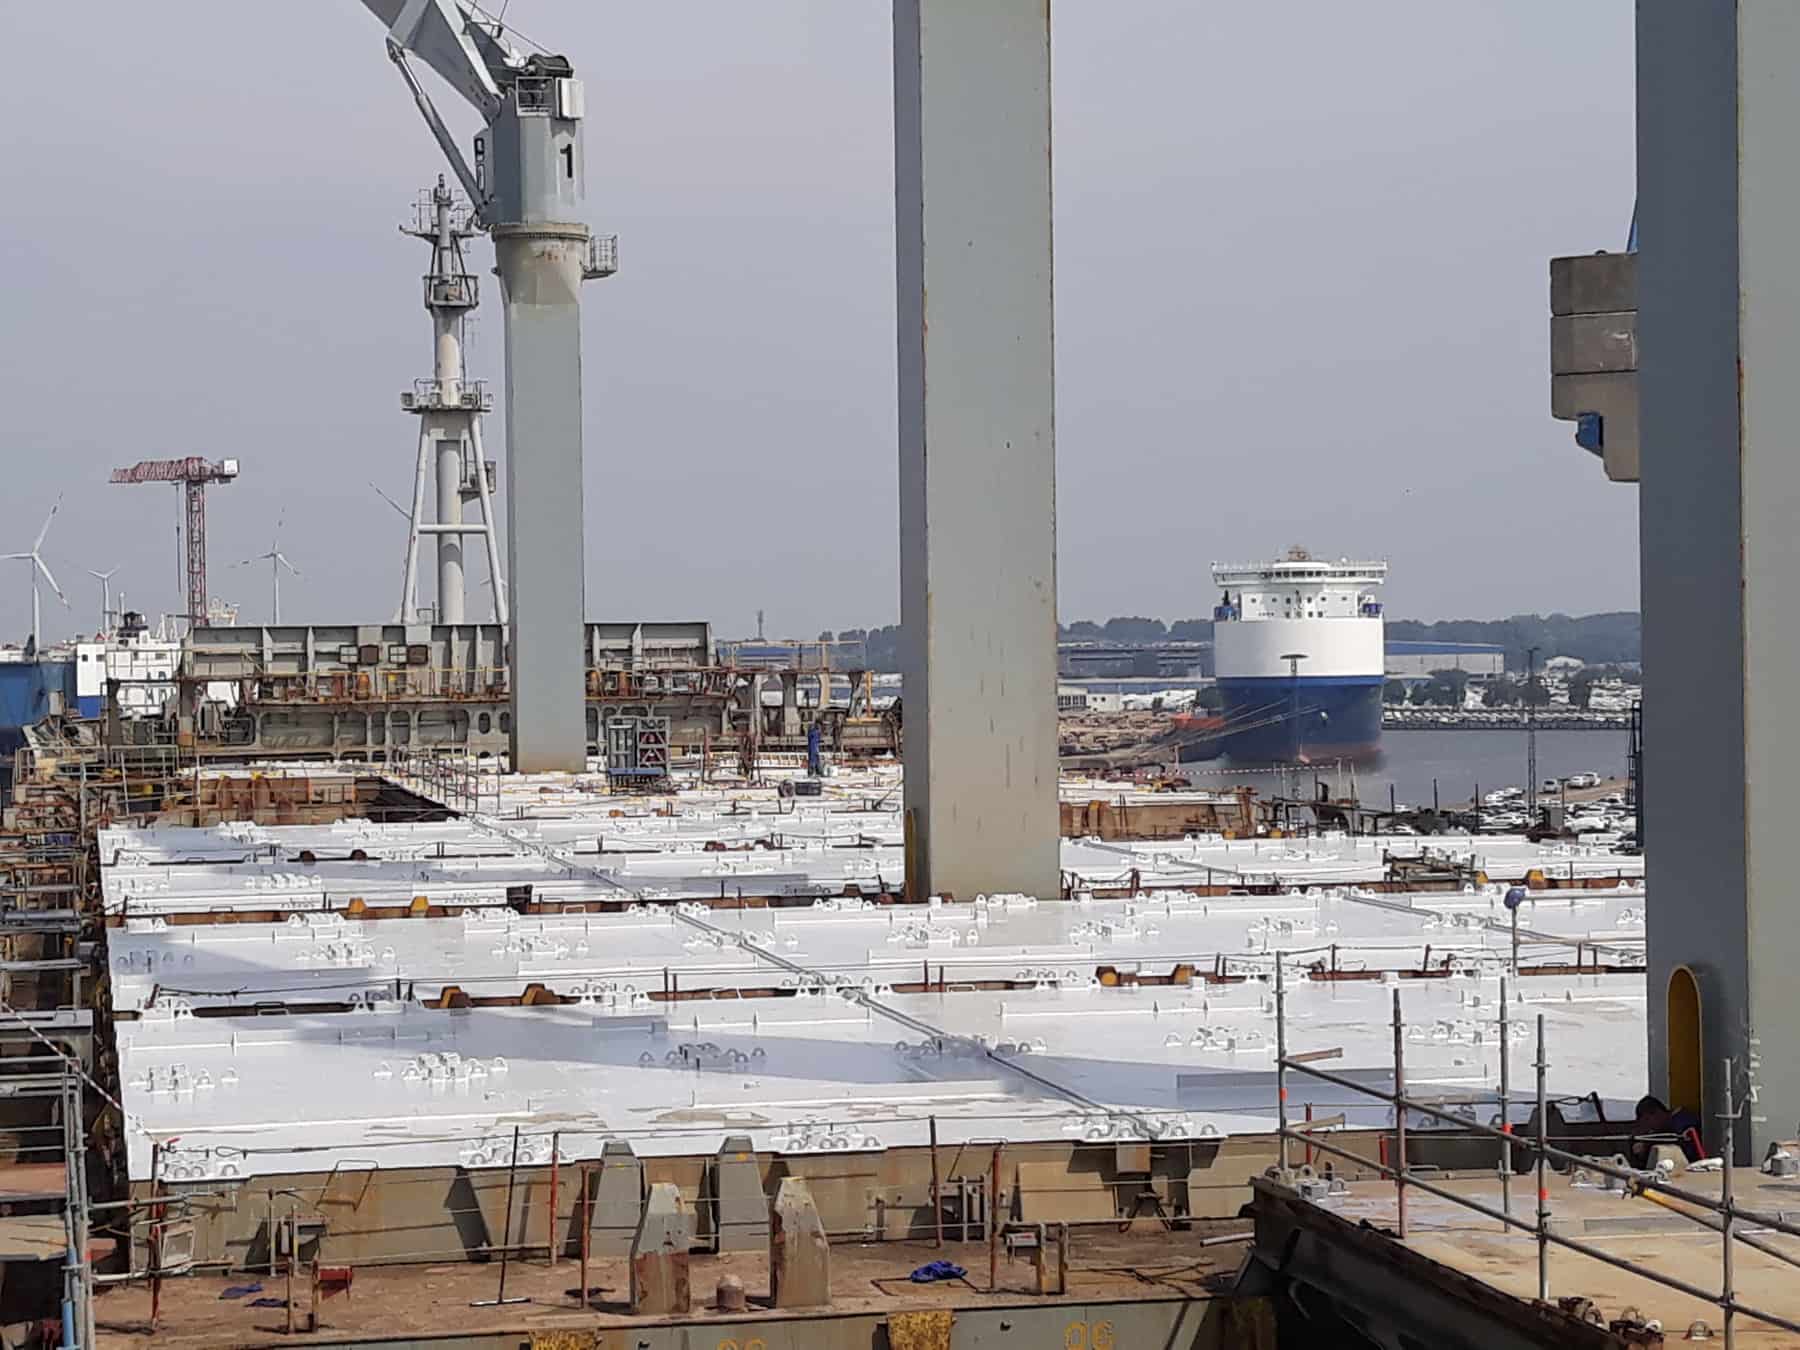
1272, 950, 1797, 1346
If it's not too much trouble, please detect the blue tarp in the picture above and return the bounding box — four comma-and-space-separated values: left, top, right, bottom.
0, 659, 74, 732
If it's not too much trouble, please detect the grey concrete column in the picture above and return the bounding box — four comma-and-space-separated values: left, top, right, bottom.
1638, 0, 1800, 1159
893, 0, 1060, 901
779, 672, 802, 739
495, 225, 590, 773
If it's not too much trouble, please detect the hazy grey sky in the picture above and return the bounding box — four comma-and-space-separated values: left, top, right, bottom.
0, 2, 1636, 645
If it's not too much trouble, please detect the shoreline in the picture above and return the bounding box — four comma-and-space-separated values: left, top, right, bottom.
1384, 714, 1631, 731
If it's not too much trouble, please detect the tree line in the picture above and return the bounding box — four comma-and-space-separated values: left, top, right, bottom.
1388, 665, 1641, 708
820, 612, 1642, 675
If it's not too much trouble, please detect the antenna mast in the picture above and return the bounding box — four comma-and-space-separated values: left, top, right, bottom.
397, 176, 506, 625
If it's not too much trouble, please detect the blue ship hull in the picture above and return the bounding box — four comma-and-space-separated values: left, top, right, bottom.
1216, 674, 1383, 763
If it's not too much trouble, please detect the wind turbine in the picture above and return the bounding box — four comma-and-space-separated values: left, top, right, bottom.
480, 572, 508, 624
370, 481, 422, 622
3, 498, 69, 653
86, 567, 119, 635
238, 516, 301, 624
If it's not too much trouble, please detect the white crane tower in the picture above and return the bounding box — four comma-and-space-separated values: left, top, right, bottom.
397, 177, 506, 627
361, 0, 616, 771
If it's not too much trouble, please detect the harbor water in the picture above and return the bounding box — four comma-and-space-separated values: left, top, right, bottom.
1180, 728, 1632, 810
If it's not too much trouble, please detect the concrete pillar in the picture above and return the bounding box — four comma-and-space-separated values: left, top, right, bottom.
711, 1135, 768, 1252
894, 0, 1060, 901
496, 225, 589, 773
779, 672, 801, 740
628, 1182, 690, 1314
1638, 0, 1800, 1159
589, 1139, 642, 1256
769, 1178, 830, 1308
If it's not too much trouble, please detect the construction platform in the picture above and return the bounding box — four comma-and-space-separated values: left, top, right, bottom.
1248, 1167, 1800, 1346
93, 1227, 1262, 1349
76, 759, 1649, 1284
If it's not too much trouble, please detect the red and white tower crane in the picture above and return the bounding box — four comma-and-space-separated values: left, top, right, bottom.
109, 457, 239, 627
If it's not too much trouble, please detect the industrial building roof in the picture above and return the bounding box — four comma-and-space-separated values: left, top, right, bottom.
101, 768, 1651, 1185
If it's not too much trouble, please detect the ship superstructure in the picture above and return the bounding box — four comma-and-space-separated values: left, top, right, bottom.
73, 611, 180, 720
1211, 548, 1387, 762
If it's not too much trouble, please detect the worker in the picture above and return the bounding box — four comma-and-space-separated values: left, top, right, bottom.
1629, 1094, 1705, 1166
806, 722, 824, 777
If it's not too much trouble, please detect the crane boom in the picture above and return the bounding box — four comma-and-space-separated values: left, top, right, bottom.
110, 457, 237, 486
363, 0, 512, 119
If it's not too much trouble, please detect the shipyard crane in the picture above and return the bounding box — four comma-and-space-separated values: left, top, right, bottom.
110, 457, 239, 629
359, 0, 615, 772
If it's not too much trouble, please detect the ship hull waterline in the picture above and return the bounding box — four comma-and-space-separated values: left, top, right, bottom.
1216, 674, 1384, 764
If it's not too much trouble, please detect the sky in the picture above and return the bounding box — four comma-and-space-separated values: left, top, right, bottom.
0, 1, 1637, 645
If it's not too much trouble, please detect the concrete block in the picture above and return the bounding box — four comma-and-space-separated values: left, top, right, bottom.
1551, 311, 1638, 376
769, 1177, 831, 1308
711, 1135, 768, 1252
629, 1182, 691, 1315
1551, 251, 1637, 316
589, 1139, 642, 1257
1551, 372, 1640, 482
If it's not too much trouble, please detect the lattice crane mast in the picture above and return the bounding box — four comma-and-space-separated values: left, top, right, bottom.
109, 457, 240, 626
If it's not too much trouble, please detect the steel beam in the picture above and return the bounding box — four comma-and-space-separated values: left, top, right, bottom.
894, 0, 1060, 901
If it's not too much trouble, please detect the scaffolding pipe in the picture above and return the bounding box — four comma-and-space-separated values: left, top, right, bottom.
1498, 976, 1512, 1220
1275, 953, 1289, 1174
1722, 1058, 1737, 1350
1392, 987, 1407, 1239
1536, 1013, 1548, 1302
1276, 1056, 1800, 1240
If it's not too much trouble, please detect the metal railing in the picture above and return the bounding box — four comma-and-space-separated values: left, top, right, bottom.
1272, 952, 1799, 1345
249, 666, 509, 703
242, 665, 735, 704
401, 378, 492, 412
389, 746, 502, 817
585, 233, 618, 279
423, 273, 478, 309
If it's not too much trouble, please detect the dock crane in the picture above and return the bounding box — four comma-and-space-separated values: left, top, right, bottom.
109, 457, 239, 629
359, 0, 617, 772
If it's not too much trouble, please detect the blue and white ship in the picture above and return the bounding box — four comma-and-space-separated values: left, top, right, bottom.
1212, 549, 1387, 763
0, 612, 184, 765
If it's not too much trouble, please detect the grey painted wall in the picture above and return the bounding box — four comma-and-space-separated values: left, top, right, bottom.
1637, 0, 1751, 1147
1737, 0, 1800, 1153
